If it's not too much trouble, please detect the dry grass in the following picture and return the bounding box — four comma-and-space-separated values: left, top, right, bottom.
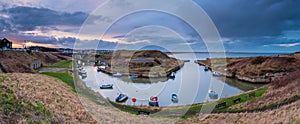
179, 99, 300, 124
0, 73, 95, 123
230, 70, 300, 109
0, 73, 175, 123
177, 69, 300, 124
0, 51, 71, 73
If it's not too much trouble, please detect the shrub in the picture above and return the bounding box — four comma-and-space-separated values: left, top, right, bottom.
251, 57, 266, 65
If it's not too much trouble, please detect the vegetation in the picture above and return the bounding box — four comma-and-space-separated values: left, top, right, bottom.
251, 56, 266, 65
0, 78, 52, 123
0, 51, 70, 73
107, 87, 268, 119
94, 50, 184, 78
214, 87, 268, 112
44, 60, 72, 68
41, 71, 75, 92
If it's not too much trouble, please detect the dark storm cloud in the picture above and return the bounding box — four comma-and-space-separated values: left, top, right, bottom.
0, 6, 108, 31
195, 0, 300, 37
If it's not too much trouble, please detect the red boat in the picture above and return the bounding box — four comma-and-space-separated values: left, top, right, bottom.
149, 96, 159, 107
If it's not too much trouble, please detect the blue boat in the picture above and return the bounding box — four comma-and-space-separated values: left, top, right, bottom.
208, 90, 218, 99
204, 67, 209, 71
128, 74, 138, 79
171, 94, 178, 102
100, 84, 113, 89
115, 94, 128, 102
148, 96, 159, 107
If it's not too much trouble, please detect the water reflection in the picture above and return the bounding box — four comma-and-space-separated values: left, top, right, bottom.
83, 53, 266, 106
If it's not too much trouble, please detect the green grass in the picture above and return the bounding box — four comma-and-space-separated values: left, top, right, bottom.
212, 87, 268, 112
44, 60, 72, 68
101, 88, 269, 119
41, 71, 76, 92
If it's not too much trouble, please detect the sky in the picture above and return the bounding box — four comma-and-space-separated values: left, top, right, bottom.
0, 0, 299, 53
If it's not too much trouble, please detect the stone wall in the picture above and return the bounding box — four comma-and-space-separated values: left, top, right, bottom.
30, 59, 42, 69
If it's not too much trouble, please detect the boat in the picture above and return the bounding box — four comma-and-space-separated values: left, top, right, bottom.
115, 94, 128, 102
208, 90, 218, 99
169, 72, 175, 79
81, 73, 87, 79
212, 71, 222, 77
100, 84, 113, 89
204, 67, 209, 71
148, 96, 159, 107
97, 67, 101, 72
128, 74, 138, 79
112, 73, 122, 77
171, 94, 178, 102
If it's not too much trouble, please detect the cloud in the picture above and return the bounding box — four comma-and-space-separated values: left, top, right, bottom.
195, 0, 300, 37
1, 6, 87, 31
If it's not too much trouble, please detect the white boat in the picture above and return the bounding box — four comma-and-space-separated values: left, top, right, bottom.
115, 94, 128, 102
212, 71, 222, 77
100, 84, 113, 89
208, 90, 218, 99
169, 72, 175, 79
112, 73, 122, 77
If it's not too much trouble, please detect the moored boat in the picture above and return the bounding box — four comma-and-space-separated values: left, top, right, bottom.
212, 71, 222, 77
97, 67, 101, 72
208, 90, 218, 99
112, 73, 122, 77
128, 74, 138, 79
169, 72, 175, 79
171, 94, 178, 102
115, 94, 128, 102
204, 67, 209, 71
149, 96, 159, 107
100, 84, 113, 89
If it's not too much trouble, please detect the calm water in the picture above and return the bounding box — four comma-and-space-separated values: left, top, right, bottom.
83, 52, 281, 106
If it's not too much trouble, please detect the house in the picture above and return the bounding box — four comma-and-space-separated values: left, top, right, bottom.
0, 38, 12, 50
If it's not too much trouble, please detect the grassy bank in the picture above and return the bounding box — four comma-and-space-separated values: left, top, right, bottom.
108, 87, 268, 119
41, 71, 75, 92
0, 81, 52, 123
44, 60, 72, 68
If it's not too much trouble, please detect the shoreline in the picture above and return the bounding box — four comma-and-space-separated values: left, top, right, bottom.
194, 52, 300, 83
98, 60, 186, 79
195, 60, 274, 83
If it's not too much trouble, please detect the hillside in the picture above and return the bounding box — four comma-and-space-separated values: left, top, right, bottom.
95, 50, 184, 78
0, 51, 71, 73
196, 53, 300, 83
179, 70, 300, 124
182, 100, 300, 124
0, 73, 174, 123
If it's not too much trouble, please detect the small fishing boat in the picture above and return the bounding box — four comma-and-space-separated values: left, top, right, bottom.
149, 96, 159, 107
97, 67, 101, 72
208, 90, 218, 99
112, 73, 122, 77
204, 67, 209, 71
81, 73, 87, 79
100, 84, 113, 89
171, 94, 178, 102
128, 74, 138, 79
169, 72, 175, 79
212, 71, 222, 77
115, 94, 128, 102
